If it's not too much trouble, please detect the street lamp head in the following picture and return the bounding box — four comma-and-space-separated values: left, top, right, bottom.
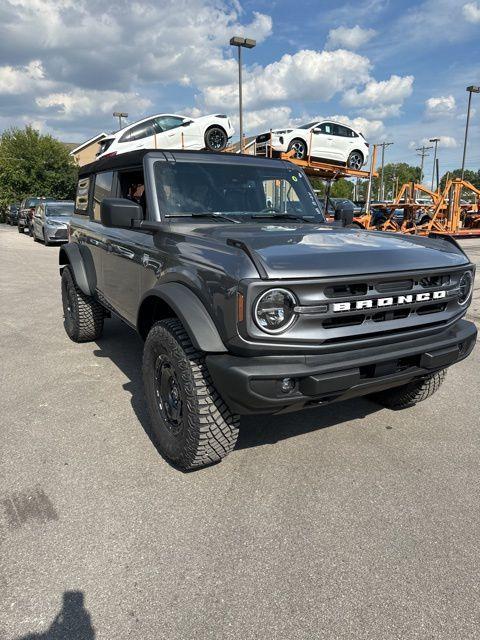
229, 36, 256, 48
466, 85, 480, 93
113, 111, 128, 118
429, 138, 440, 143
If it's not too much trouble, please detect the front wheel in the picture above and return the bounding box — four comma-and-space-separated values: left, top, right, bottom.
369, 370, 446, 409
287, 138, 308, 160
18, 226, 23, 234
204, 127, 228, 151
143, 318, 240, 470
61, 266, 104, 342
347, 150, 364, 170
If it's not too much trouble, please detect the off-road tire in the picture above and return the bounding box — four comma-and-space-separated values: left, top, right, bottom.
61, 265, 104, 342
143, 318, 240, 470
287, 138, 308, 160
204, 126, 228, 152
370, 370, 447, 409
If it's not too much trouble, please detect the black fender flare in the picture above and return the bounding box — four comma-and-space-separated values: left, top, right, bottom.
138, 283, 227, 353
59, 243, 94, 296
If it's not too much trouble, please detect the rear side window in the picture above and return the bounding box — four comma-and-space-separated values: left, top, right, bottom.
93, 171, 115, 221
334, 125, 352, 137
75, 178, 90, 214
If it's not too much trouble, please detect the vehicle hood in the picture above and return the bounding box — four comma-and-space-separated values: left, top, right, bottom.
172, 223, 469, 279
46, 216, 71, 225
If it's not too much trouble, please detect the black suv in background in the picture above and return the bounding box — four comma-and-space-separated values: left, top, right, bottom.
59, 150, 476, 470
5, 203, 20, 225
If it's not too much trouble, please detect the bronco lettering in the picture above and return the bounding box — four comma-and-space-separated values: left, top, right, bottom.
332, 289, 447, 312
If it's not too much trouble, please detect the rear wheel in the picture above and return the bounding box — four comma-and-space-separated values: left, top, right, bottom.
370, 370, 446, 409
204, 126, 228, 151
61, 266, 104, 342
143, 318, 240, 470
287, 138, 308, 160
347, 150, 364, 170
18, 225, 23, 234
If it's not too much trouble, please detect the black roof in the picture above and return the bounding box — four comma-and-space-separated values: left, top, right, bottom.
78, 148, 289, 177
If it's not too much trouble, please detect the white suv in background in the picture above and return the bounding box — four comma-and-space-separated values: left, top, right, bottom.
97, 113, 234, 159
255, 121, 370, 169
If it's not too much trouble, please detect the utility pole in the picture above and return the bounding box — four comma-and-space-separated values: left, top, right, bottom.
230, 37, 256, 153
113, 111, 128, 130
416, 145, 433, 184
377, 142, 393, 201
461, 86, 480, 180
429, 138, 440, 191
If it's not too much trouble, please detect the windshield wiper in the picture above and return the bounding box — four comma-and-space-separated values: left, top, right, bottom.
190, 212, 241, 223
250, 213, 312, 222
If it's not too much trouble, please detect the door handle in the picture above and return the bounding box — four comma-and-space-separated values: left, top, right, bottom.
142, 254, 162, 275
112, 245, 135, 259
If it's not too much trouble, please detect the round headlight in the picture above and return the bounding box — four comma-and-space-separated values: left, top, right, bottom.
254, 288, 297, 334
458, 270, 474, 305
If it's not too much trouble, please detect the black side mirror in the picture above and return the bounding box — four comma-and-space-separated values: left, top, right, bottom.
100, 198, 143, 228
182, 120, 193, 126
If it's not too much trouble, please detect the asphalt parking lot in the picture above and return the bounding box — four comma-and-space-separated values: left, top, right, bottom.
1, 225, 479, 640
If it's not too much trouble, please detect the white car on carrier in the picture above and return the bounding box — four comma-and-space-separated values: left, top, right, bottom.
97, 113, 234, 159
255, 120, 370, 169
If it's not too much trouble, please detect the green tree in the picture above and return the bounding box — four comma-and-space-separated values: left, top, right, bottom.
330, 178, 354, 199
440, 168, 480, 191
0, 126, 77, 211
370, 162, 421, 200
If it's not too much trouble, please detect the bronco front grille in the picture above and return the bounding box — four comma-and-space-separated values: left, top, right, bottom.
244, 267, 470, 345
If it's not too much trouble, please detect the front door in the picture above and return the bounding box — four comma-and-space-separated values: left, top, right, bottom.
311, 122, 336, 161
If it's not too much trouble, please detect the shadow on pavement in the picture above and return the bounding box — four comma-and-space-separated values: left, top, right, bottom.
93, 317, 382, 454
16, 591, 94, 639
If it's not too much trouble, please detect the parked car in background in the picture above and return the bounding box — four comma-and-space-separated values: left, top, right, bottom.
18, 197, 55, 234
255, 121, 370, 169
33, 200, 74, 245
96, 113, 234, 159
5, 203, 20, 225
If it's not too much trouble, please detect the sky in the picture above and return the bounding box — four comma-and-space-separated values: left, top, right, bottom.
0, 0, 479, 177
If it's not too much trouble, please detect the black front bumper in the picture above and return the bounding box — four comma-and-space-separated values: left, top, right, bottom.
206, 320, 477, 415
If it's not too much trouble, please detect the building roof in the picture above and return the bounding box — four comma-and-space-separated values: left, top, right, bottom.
68, 132, 108, 156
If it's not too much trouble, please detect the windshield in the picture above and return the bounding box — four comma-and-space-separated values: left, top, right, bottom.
154, 161, 325, 222
98, 139, 114, 155
298, 121, 319, 130
46, 203, 74, 216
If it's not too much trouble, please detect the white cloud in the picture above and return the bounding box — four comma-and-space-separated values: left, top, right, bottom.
328, 114, 385, 140
0, 60, 49, 94
425, 95, 456, 119
326, 25, 376, 50
36, 89, 152, 120
463, 2, 480, 22
422, 135, 457, 148
202, 49, 372, 112
342, 74, 414, 118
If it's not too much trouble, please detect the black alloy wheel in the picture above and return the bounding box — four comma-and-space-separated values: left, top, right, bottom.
205, 127, 228, 151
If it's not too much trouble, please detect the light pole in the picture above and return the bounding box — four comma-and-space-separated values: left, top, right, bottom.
461, 85, 480, 180
229, 36, 256, 153
429, 137, 440, 191
377, 141, 393, 200
113, 111, 128, 130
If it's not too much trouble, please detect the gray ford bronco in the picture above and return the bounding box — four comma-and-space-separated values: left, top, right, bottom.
60, 150, 477, 470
